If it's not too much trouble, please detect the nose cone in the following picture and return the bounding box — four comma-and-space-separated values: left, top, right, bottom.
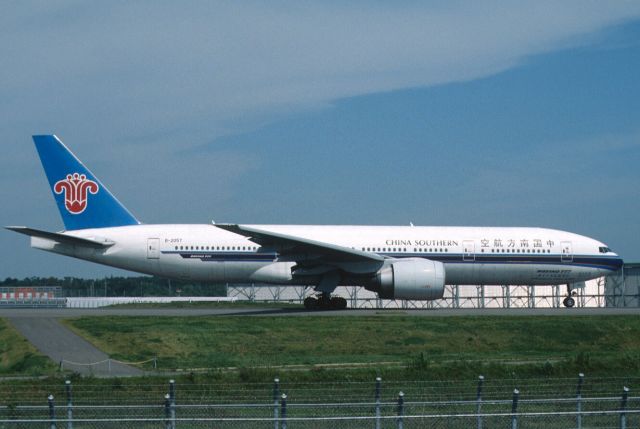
595, 240, 624, 271
610, 255, 624, 270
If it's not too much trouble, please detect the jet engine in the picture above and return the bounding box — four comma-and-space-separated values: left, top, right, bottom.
367, 258, 445, 300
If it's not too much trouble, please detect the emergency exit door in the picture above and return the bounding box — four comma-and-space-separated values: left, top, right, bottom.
147, 238, 160, 259
463, 240, 475, 261
561, 241, 573, 262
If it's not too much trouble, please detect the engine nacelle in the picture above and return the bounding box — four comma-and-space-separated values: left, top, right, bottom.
370, 258, 445, 300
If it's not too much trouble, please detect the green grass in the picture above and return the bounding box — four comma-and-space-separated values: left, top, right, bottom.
0, 318, 56, 376
62, 315, 640, 379
3, 315, 640, 412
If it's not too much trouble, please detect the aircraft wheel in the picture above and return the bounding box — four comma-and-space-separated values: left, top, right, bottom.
338, 297, 347, 309
304, 296, 318, 310
341, 297, 348, 309
330, 296, 348, 310
563, 296, 575, 308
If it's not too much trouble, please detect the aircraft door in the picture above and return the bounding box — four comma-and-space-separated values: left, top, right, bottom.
463, 240, 475, 261
147, 238, 160, 259
561, 241, 572, 262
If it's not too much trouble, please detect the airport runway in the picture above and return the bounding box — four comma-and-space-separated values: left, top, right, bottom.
2, 306, 640, 318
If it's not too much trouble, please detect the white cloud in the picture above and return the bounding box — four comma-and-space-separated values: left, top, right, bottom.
1, 1, 639, 147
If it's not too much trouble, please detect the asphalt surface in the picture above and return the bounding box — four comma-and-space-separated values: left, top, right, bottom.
5, 316, 143, 377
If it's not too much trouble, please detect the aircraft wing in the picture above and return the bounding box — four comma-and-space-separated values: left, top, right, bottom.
6, 226, 114, 248
215, 224, 384, 264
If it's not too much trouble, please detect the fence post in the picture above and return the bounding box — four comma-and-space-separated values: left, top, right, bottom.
48, 394, 56, 429
576, 373, 584, 429
273, 378, 280, 429
169, 379, 176, 429
375, 377, 382, 429
511, 389, 519, 429
476, 375, 484, 429
164, 393, 171, 429
65, 380, 73, 429
397, 391, 404, 429
280, 393, 287, 429
620, 386, 629, 429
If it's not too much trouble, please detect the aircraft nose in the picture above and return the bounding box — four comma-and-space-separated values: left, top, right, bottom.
612, 256, 624, 270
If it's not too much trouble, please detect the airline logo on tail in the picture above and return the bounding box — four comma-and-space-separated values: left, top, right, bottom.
54, 173, 99, 214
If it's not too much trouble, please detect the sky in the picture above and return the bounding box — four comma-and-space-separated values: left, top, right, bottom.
1, 1, 640, 278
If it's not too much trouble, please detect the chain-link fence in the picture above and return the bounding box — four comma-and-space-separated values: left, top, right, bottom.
1, 376, 639, 428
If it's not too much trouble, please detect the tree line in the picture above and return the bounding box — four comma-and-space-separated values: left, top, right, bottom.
0, 276, 227, 297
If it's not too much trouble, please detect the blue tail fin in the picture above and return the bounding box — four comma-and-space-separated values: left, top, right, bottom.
33, 135, 140, 230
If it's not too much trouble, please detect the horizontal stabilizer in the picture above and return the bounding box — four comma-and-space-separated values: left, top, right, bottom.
6, 226, 114, 248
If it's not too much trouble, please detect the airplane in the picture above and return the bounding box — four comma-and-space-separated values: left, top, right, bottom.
7, 135, 623, 310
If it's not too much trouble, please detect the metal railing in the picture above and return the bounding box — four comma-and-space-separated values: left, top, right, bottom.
1, 376, 638, 428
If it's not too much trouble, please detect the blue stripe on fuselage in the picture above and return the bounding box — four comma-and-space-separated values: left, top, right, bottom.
163, 251, 278, 262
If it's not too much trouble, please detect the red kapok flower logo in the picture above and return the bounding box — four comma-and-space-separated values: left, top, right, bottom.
54, 173, 99, 214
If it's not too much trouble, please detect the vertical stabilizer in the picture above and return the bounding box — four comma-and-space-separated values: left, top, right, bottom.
33, 135, 140, 230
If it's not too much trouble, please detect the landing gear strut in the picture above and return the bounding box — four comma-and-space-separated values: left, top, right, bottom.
563, 284, 576, 308
303, 293, 348, 310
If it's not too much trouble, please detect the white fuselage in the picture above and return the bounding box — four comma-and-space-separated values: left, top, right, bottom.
32, 224, 622, 286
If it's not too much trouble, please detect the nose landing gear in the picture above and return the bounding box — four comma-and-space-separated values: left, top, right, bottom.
303, 293, 348, 310
563, 284, 576, 308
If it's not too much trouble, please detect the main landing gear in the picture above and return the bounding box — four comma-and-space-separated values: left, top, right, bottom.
303, 293, 348, 310
563, 284, 576, 308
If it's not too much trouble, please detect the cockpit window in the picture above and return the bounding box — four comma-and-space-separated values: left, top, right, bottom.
599, 246, 612, 253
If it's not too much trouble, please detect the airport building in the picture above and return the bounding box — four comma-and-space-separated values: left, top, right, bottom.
0, 286, 65, 307
605, 262, 640, 307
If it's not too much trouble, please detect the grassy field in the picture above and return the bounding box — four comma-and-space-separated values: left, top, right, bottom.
0, 318, 56, 375
2, 314, 640, 410
62, 315, 640, 380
